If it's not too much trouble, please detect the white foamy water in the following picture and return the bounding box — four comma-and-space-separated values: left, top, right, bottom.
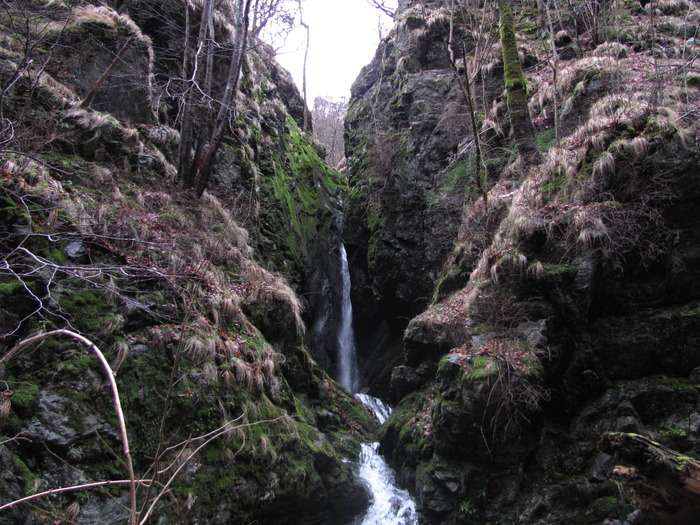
335, 243, 418, 523
355, 393, 392, 426
353, 395, 419, 525
352, 443, 419, 525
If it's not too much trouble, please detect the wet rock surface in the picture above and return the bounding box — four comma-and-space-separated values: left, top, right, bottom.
347, 1, 700, 523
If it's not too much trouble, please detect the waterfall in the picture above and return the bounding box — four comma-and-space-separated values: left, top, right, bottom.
337, 244, 419, 523
355, 393, 391, 425
353, 396, 419, 525
338, 244, 360, 393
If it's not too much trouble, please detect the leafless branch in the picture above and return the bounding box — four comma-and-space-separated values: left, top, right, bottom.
2, 329, 138, 525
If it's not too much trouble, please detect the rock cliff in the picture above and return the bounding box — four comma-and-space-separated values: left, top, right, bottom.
345, 0, 700, 522
0, 1, 372, 523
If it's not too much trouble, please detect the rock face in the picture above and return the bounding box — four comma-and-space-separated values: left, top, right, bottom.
0, 1, 372, 524
345, 0, 700, 523
344, 0, 499, 393
47, 5, 156, 123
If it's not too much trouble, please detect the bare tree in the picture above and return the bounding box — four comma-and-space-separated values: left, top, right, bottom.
544, 0, 561, 147
176, 0, 254, 195
178, 0, 216, 188
312, 96, 347, 167
177, 0, 299, 195
0, 0, 71, 154
448, 0, 499, 204
193, 0, 254, 196
366, 0, 396, 18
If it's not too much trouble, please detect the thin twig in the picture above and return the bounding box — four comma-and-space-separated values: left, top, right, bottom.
2, 330, 138, 525
0, 479, 153, 512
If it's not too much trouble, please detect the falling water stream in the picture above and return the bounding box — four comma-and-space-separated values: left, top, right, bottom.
336, 245, 419, 524
338, 244, 360, 393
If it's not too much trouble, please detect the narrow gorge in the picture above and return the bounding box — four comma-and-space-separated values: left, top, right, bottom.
1, 0, 700, 524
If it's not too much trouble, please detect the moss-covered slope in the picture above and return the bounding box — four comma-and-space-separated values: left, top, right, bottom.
347, 0, 700, 523
0, 1, 374, 523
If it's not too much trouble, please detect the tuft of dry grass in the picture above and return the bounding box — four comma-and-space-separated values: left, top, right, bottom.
185, 334, 217, 362
592, 151, 616, 180
527, 261, 545, 280
74, 5, 149, 44
202, 361, 218, 385
0, 394, 11, 421
252, 369, 265, 391
221, 369, 237, 390
111, 340, 130, 373
593, 42, 630, 58
258, 434, 278, 464
232, 359, 254, 390
259, 357, 275, 381
587, 131, 610, 153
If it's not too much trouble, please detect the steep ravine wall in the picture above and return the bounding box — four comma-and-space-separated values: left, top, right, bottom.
345, 0, 700, 523
344, 0, 504, 395
0, 1, 373, 523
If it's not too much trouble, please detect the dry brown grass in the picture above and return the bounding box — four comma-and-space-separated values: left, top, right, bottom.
232, 359, 254, 391
221, 369, 237, 391
592, 150, 616, 180
593, 42, 630, 58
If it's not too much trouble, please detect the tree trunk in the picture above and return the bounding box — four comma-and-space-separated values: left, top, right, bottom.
178, 0, 214, 187
545, 0, 560, 148
194, 0, 253, 196
448, 0, 487, 204
496, 0, 539, 164
80, 37, 133, 110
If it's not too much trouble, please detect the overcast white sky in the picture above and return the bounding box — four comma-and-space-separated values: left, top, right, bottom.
271, 0, 397, 103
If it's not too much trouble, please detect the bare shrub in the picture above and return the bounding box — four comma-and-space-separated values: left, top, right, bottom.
454, 338, 549, 452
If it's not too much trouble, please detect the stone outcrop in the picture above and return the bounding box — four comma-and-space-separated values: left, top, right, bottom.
344, 0, 505, 394
0, 1, 372, 523
345, 0, 700, 522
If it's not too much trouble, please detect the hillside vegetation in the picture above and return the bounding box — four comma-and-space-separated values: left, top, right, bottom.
344, 0, 700, 523
0, 1, 375, 523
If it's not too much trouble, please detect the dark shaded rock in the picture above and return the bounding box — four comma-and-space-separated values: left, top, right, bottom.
390, 365, 427, 403
45, 7, 155, 123
598, 432, 700, 525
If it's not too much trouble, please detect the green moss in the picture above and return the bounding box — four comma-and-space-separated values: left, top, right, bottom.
436, 354, 457, 378
14, 456, 37, 496
256, 115, 345, 278
543, 263, 578, 277
367, 203, 383, 230
593, 495, 621, 515
661, 428, 687, 438
8, 382, 40, 414
293, 395, 315, 423
0, 280, 24, 296
415, 459, 435, 485
383, 390, 434, 460
445, 159, 474, 187
426, 156, 482, 208
466, 355, 497, 381
498, 0, 527, 96
536, 129, 556, 152
57, 285, 117, 333
43, 246, 68, 265
62, 353, 99, 375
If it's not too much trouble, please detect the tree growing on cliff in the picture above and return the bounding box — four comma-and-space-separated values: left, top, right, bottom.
177, 0, 253, 195
177, 0, 303, 196
496, 0, 539, 163
447, 0, 500, 203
